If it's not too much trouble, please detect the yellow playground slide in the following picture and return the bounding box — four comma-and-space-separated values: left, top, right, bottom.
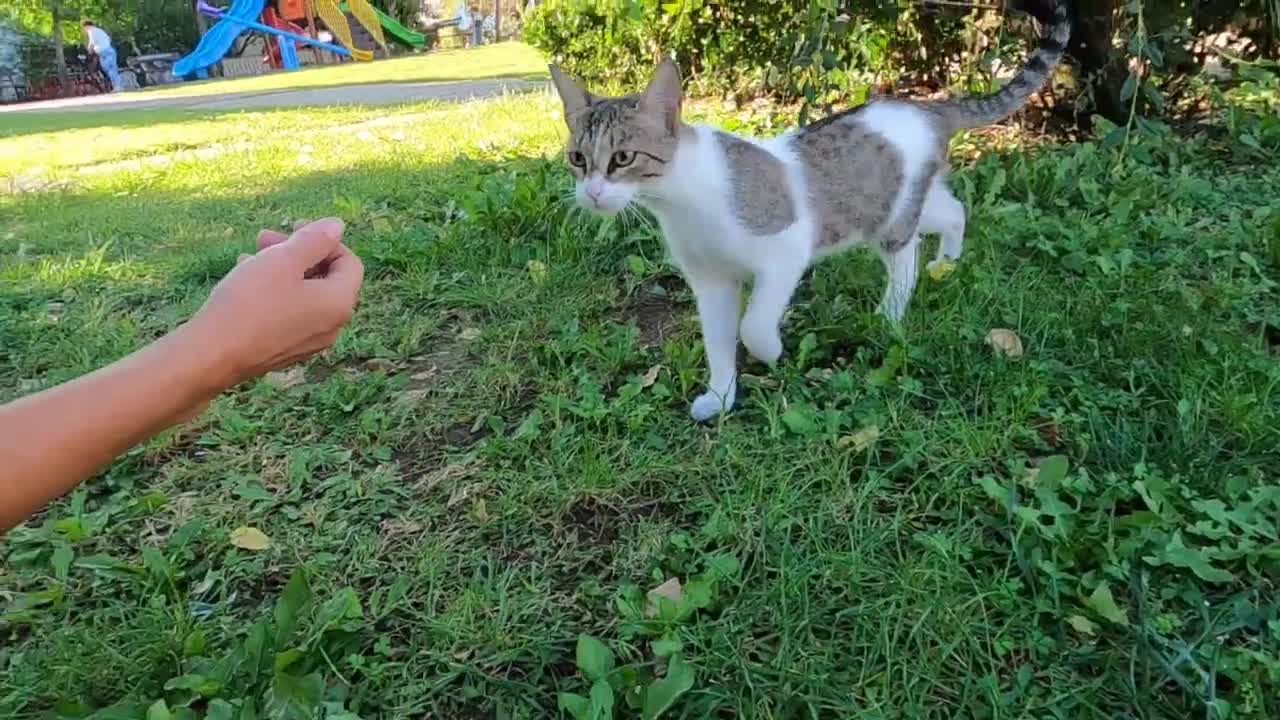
344, 0, 388, 56
313, 0, 382, 61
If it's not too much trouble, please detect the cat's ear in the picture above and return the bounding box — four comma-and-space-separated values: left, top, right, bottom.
641, 57, 683, 130
549, 64, 592, 121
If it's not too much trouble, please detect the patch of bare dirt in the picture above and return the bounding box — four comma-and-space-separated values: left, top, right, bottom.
557, 496, 676, 546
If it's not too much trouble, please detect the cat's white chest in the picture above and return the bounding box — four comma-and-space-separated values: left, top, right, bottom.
652, 208, 751, 275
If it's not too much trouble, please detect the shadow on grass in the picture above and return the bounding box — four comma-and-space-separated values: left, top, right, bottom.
0, 148, 664, 396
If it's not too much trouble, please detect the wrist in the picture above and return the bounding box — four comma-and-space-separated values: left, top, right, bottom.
166, 318, 245, 399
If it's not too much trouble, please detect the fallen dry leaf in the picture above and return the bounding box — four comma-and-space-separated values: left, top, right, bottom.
985, 328, 1024, 359
410, 367, 438, 382
640, 365, 662, 388
365, 358, 397, 373
459, 328, 482, 342
229, 526, 271, 551
646, 577, 683, 617
265, 367, 307, 389
837, 425, 881, 452
397, 389, 429, 404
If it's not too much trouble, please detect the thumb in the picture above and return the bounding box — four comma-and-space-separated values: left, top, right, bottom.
281, 218, 346, 270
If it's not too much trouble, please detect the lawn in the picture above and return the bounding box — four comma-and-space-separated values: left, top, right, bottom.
1, 52, 1279, 720
129, 42, 548, 101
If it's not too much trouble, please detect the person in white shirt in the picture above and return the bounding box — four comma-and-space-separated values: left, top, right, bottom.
81, 20, 122, 92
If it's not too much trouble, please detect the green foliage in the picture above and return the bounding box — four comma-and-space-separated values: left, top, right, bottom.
128, 0, 200, 54
3, 0, 199, 56
527, 0, 1279, 122
525, 0, 910, 110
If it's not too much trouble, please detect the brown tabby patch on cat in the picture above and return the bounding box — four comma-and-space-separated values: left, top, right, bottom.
792, 118, 905, 250
715, 132, 796, 235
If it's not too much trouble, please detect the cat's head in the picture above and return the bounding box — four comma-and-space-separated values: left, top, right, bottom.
549, 59, 684, 215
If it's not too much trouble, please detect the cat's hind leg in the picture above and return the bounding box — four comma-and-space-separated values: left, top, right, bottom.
685, 266, 742, 422
878, 237, 922, 323
920, 179, 966, 271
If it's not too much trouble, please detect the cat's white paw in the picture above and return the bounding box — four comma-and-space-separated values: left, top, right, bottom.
740, 319, 783, 365
690, 387, 735, 423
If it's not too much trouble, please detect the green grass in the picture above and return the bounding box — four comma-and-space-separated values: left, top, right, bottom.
2, 60, 1279, 720
132, 42, 546, 100
0, 42, 546, 143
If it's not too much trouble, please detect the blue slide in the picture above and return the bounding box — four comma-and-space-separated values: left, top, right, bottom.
172, 0, 267, 77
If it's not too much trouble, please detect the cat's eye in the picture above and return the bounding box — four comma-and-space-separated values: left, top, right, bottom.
610, 151, 636, 170
567, 151, 586, 168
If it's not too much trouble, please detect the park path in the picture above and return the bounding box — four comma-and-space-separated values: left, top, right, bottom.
0, 77, 546, 114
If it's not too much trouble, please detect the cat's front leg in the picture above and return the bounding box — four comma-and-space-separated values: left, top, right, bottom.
740, 252, 808, 364
685, 268, 741, 422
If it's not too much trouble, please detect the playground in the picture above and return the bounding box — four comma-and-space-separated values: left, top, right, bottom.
0, 1, 513, 104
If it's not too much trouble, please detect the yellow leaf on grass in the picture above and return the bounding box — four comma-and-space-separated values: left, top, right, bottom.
985, 329, 1024, 359
837, 425, 881, 452
928, 260, 957, 281
459, 328, 482, 341
526, 260, 548, 285
229, 527, 271, 551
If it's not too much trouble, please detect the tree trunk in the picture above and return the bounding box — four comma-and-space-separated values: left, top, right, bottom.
1068, 0, 1128, 126
51, 2, 68, 87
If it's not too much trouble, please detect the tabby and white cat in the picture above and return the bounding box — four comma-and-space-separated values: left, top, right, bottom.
550, 3, 1070, 421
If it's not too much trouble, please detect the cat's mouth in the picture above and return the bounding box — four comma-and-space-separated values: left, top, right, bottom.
576, 183, 635, 215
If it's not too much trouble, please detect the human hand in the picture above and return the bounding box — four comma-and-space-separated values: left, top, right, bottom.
186, 217, 364, 390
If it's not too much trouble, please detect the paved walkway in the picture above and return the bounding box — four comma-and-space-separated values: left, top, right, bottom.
0, 77, 546, 114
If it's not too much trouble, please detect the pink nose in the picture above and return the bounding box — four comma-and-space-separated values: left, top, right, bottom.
586, 187, 602, 204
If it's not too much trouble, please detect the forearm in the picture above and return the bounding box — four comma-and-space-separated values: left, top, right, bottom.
0, 327, 228, 531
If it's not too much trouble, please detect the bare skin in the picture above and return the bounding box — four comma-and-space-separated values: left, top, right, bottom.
0, 218, 363, 533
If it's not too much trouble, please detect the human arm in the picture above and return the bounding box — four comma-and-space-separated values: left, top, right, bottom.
0, 218, 363, 533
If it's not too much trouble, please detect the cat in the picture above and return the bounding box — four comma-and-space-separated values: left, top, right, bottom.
549, 1, 1070, 422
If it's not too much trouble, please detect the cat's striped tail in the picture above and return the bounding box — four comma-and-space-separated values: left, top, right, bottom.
935, 0, 1071, 132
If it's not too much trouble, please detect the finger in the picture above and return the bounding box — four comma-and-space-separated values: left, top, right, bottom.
256, 229, 289, 252
281, 218, 346, 271
311, 243, 365, 300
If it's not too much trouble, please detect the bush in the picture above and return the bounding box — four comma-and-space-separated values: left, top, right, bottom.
128, 0, 200, 55
526, 0, 989, 112
526, 0, 1279, 125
